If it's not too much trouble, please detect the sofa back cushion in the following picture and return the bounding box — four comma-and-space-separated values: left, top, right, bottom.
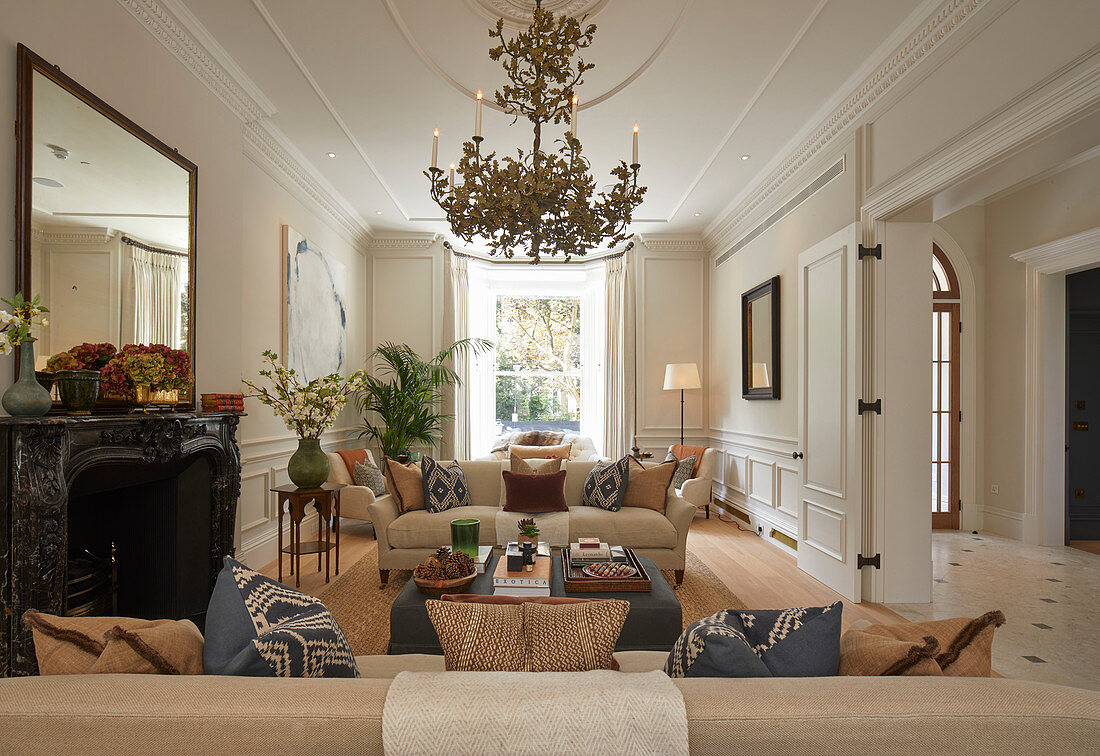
384, 458, 425, 513
623, 459, 676, 514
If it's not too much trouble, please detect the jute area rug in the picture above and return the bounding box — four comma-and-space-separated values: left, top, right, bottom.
321, 541, 747, 656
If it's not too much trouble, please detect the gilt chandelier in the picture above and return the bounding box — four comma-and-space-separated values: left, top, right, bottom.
425, 0, 646, 263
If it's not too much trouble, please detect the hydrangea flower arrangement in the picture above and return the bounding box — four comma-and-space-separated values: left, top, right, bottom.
100, 343, 193, 399
242, 350, 368, 439
0, 293, 49, 355
46, 342, 117, 372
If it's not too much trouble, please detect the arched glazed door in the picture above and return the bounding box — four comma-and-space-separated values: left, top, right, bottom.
932, 244, 961, 530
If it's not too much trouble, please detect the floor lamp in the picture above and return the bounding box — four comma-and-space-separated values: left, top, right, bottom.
663, 363, 701, 445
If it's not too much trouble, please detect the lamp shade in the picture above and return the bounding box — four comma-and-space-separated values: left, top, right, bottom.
663, 362, 701, 391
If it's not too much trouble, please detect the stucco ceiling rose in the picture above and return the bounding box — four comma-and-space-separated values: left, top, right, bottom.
464, 0, 610, 28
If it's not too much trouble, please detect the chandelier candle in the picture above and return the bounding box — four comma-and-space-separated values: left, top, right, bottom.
431, 128, 439, 169
424, 0, 646, 262
449, 163, 455, 190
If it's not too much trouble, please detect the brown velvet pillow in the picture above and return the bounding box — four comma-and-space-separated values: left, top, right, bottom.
509, 453, 563, 475
839, 628, 943, 676
23, 610, 204, 675
509, 443, 572, 460
425, 600, 527, 671
523, 600, 630, 672
384, 457, 425, 513
622, 459, 676, 513
856, 611, 1005, 676
502, 469, 569, 513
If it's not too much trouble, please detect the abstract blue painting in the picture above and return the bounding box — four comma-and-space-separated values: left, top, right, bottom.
283, 225, 346, 382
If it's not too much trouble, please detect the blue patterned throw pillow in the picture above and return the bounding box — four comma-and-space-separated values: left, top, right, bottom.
422, 457, 471, 513
203, 557, 359, 678
664, 452, 696, 490
665, 603, 842, 678
581, 456, 631, 511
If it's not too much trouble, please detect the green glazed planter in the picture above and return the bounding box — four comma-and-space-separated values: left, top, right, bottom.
2, 341, 53, 417
450, 518, 480, 558
288, 437, 330, 489
56, 369, 101, 415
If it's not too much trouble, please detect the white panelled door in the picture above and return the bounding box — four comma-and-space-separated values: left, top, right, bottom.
796, 224, 862, 602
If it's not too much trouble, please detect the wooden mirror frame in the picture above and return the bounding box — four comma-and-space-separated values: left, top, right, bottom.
741, 275, 780, 400
14, 44, 198, 403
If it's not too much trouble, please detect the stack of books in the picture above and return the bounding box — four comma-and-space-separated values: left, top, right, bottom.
569, 541, 629, 568
492, 552, 550, 597
200, 393, 244, 412
442, 545, 494, 574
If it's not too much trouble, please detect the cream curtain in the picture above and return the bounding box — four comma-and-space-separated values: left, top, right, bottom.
130, 244, 183, 348
443, 246, 472, 459
602, 245, 636, 459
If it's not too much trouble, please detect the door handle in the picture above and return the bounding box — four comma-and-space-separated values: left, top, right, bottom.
792, 452, 804, 460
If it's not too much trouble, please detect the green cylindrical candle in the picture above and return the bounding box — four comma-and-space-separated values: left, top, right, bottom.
450, 518, 480, 559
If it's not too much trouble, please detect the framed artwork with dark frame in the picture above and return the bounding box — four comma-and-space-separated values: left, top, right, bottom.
741, 276, 780, 399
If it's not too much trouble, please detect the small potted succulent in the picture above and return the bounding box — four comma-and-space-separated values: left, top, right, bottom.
517, 518, 540, 551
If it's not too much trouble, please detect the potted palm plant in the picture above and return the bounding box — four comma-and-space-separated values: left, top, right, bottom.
356, 339, 492, 460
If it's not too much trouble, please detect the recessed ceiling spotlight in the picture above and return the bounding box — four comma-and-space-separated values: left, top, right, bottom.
33, 177, 63, 188
740, 154, 750, 161
375, 210, 383, 215
326, 152, 337, 158
693, 212, 702, 217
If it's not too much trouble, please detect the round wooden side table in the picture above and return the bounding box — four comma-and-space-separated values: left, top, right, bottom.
271, 483, 344, 588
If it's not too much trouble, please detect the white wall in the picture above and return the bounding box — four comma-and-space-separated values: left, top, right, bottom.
0, 1, 370, 567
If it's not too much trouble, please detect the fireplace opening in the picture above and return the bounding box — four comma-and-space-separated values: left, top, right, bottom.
66, 454, 215, 629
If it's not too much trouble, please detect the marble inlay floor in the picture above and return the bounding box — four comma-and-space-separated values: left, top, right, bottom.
887, 532, 1100, 691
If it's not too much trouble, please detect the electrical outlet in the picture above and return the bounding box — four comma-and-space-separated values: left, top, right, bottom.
757, 526, 763, 534
990, 484, 999, 495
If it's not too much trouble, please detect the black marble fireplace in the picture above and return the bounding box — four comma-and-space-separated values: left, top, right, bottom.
0, 413, 241, 676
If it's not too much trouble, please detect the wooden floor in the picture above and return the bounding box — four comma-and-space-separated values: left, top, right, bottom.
1070, 541, 1100, 556
258, 511, 904, 629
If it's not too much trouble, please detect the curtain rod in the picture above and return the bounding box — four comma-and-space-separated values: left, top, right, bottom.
444, 240, 632, 267
121, 235, 188, 258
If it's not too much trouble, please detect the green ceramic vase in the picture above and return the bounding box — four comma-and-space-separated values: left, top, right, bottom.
288, 437, 330, 489
56, 369, 101, 415
2, 341, 53, 417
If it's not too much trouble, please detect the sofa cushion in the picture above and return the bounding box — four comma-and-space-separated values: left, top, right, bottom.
665, 452, 696, 490
203, 557, 358, 678
495, 510, 569, 547
421, 457, 472, 513
353, 459, 387, 495
854, 611, 1005, 676
524, 600, 630, 672
567, 506, 677, 549
425, 600, 527, 671
510, 442, 573, 460
666, 604, 842, 678
839, 628, 943, 676
384, 458, 425, 513
623, 459, 676, 514
388, 506, 501, 549
581, 456, 631, 511
502, 469, 568, 513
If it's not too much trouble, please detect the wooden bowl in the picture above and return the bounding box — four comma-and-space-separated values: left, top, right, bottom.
413, 572, 477, 596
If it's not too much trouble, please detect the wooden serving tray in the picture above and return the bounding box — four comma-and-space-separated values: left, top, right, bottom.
561, 548, 652, 592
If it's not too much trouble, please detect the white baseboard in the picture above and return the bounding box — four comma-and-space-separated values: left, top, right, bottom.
712, 485, 798, 558
981, 505, 1024, 541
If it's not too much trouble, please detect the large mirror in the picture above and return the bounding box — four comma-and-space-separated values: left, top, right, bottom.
16, 45, 196, 400
742, 276, 780, 399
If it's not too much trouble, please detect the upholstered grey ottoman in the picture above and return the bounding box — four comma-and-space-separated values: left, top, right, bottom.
388, 554, 682, 655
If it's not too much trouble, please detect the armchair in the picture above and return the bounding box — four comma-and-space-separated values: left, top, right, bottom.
325, 449, 381, 527
667, 445, 716, 519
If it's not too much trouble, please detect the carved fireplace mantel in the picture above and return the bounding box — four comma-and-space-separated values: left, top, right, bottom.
0, 413, 241, 676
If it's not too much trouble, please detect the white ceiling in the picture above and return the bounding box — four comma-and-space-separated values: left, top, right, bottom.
177, 0, 925, 240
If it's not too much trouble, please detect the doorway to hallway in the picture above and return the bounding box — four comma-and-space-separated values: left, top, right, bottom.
932, 244, 961, 530
1066, 266, 1100, 547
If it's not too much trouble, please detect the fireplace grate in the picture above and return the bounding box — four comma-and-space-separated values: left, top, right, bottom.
65, 546, 117, 618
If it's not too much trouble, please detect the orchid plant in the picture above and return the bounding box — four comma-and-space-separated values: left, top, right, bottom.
0, 293, 49, 355
243, 350, 368, 439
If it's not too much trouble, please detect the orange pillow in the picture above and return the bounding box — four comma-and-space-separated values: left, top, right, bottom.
383, 457, 424, 513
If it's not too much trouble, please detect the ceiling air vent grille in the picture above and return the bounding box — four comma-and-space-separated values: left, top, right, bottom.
715, 156, 845, 268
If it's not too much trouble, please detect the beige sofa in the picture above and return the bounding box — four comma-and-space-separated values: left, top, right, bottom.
366, 459, 694, 588
2, 652, 1098, 754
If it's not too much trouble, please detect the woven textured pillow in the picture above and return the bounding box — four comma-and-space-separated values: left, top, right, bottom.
353, 460, 387, 495
581, 456, 631, 511
426, 600, 527, 671
664, 452, 696, 490
853, 611, 1005, 676
839, 629, 943, 676
623, 459, 676, 513
384, 457, 425, 513
421, 457, 471, 513
203, 557, 358, 678
666, 603, 842, 678
23, 611, 203, 675
524, 599, 630, 672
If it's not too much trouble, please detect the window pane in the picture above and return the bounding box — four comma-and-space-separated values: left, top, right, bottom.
933, 255, 949, 292
495, 374, 581, 435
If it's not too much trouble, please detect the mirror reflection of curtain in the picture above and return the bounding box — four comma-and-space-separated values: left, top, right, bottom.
129, 241, 182, 348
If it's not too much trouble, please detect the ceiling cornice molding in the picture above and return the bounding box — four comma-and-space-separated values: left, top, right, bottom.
636, 234, 709, 253
703, 0, 989, 253
365, 234, 442, 251
117, 0, 375, 250
1010, 226, 1100, 275
31, 227, 116, 245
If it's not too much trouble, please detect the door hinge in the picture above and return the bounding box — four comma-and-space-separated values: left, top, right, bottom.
958, 499, 962, 512
959, 321, 963, 333
857, 553, 881, 569
858, 243, 882, 260
858, 399, 882, 415
959, 410, 962, 422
